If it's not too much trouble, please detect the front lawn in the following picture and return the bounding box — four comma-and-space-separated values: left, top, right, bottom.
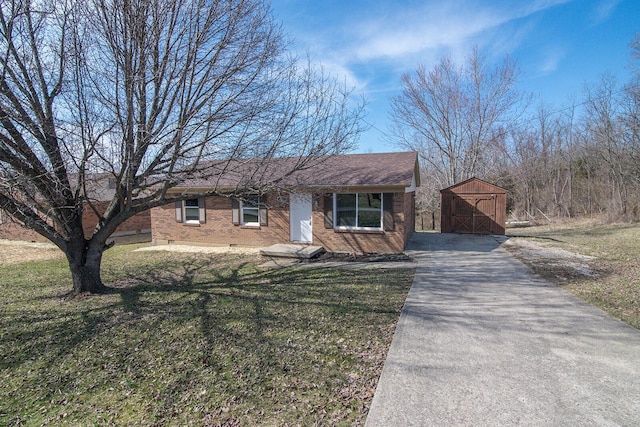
0, 245, 413, 426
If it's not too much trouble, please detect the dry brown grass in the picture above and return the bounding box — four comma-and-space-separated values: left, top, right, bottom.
0, 239, 63, 265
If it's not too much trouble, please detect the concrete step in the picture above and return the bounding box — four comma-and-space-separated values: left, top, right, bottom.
260, 244, 325, 259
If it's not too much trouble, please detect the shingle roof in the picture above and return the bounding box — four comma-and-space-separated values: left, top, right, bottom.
175, 151, 419, 190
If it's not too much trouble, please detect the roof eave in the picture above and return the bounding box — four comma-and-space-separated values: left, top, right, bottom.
168, 183, 413, 194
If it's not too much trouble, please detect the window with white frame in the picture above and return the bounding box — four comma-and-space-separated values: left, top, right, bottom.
231, 195, 267, 227
184, 198, 200, 223
175, 198, 205, 224
241, 195, 260, 226
335, 193, 382, 229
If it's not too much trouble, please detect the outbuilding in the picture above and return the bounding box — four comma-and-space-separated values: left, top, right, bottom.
440, 177, 507, 235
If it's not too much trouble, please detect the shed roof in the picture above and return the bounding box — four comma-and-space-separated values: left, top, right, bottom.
174, 151, 419, 191
440, 177, 507, 194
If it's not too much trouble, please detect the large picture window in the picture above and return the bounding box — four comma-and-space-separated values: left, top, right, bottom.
335, 193, 382, 229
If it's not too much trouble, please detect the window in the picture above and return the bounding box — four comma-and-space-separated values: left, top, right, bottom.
335, 193, 382, 229
241, 196, 260, 226
184, 198, 200, 223
232, 196, 267, 227
175, 198, 205, 224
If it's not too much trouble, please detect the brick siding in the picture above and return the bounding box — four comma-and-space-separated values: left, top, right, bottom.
403, 190, 416, 244
81, 202, 151, 238
0, 215, 47, 242
0, 204, 151, 243
152, 191, 416, 254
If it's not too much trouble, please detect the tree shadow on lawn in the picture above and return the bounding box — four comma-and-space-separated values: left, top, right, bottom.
2, 253, 410, 423
113, 255, 401, 319
112, 257, 409, 420
111, 255, 405, 359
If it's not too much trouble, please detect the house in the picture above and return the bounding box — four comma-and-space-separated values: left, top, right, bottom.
0, 174, 151, 243
151, 152, 420, 254
440, 177, 507, 235
0, 208, 50, 243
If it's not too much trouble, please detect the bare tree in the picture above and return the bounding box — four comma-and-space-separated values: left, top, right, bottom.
439, 34, 640, 225
389, 47, 525, 189
624, 33, 640, 184
631, 33, 640, 73
0, 0, 364, 294
582, 74, 633, 218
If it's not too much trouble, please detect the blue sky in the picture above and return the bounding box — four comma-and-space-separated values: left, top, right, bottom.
270, 0, 640, 153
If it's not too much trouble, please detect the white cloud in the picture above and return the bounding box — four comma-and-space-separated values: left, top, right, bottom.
539, 47, 567, 74
316, 61, 365, 91
591, 0, 622, 25
347, 0, 573, 62
280, 0, 577, 102
352, 5, 496, 61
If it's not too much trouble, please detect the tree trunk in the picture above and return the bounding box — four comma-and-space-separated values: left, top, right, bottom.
70, 263, 108, 294
68, 239, 109, 294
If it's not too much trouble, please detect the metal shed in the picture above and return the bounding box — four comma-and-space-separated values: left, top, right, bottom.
440, 177, 507, 235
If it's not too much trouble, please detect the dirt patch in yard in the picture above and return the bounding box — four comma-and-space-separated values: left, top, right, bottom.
502, 236, 598, 282
503, 222, 640, 328
0, 239, 63, 265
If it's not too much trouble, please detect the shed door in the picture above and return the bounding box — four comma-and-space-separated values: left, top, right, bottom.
451, 195, 496, 234
290, 193, 312, 243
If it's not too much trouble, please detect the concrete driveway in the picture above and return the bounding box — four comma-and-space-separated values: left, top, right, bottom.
366, 232, 640, 426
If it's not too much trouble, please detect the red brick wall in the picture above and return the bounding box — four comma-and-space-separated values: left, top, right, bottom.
312, 192, 408, 253
152, 191, 416, 254
403, 191, 416, 244
82, 202, 151, 238
0, 204, 151, 243
152, 194, 290, 247
0, 214, 48, 242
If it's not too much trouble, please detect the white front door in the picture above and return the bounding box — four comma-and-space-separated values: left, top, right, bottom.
290, 193, 312, 243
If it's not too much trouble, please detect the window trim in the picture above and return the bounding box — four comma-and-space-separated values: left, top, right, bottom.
175, 197, 205, 224
333, 192, 383, 231
232, 195, 268, 227
183, 198, 201, 224
240, 195, 260, 227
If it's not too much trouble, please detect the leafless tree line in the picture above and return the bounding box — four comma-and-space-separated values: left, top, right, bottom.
392, 37, 640, 225
495, 63, 640, 222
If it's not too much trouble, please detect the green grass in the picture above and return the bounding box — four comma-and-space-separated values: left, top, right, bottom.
0, 246, 413, 426
508, 222, 640, 329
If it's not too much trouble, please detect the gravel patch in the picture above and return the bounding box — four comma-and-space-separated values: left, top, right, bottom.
502, 237, 596, 278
